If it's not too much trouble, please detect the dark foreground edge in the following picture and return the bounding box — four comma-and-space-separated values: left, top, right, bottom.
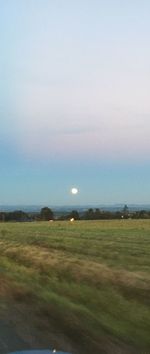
8, 350, 72, 354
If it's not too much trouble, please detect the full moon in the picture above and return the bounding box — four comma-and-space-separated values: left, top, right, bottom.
71, 187, 78, 195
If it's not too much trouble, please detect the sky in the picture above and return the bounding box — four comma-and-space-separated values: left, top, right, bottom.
0, 0, 150, 205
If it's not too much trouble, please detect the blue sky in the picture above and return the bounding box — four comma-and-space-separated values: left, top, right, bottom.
0, 0, 150, 205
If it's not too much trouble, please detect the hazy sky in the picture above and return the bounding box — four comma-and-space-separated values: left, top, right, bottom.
1, 0, 150, 205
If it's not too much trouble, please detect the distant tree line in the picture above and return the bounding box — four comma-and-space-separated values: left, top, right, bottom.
1, 205, 150, 222
0, 207, 54, 222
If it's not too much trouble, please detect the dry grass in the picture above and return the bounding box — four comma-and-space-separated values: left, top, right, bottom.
0, 220, 150, 354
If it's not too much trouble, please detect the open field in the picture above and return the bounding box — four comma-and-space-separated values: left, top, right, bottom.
0, 220, 150, 354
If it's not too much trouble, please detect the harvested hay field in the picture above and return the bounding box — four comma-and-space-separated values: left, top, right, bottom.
0, 220, 150, 354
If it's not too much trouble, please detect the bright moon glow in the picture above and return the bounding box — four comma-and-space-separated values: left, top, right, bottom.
71, 187, 78, 195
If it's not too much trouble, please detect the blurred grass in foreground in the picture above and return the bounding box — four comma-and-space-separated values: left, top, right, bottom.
0, 220, 150, 353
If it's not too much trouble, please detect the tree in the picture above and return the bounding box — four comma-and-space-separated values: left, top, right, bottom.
94, 208, 101, 219
40, 207, 54, 221
68, 210, 80, 220
84, 208, 94, 220
122, 204, 129, 218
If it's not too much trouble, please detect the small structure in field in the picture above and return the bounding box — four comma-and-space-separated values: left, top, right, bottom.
70, 218, 74, 222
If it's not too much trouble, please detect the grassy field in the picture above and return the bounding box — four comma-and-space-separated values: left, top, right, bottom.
0, 220, 150, 354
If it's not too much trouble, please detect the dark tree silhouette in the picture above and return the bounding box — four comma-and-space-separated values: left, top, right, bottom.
40, 207, 54, 221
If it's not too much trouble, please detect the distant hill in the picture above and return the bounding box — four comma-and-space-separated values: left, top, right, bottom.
0, 204, 150, 214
